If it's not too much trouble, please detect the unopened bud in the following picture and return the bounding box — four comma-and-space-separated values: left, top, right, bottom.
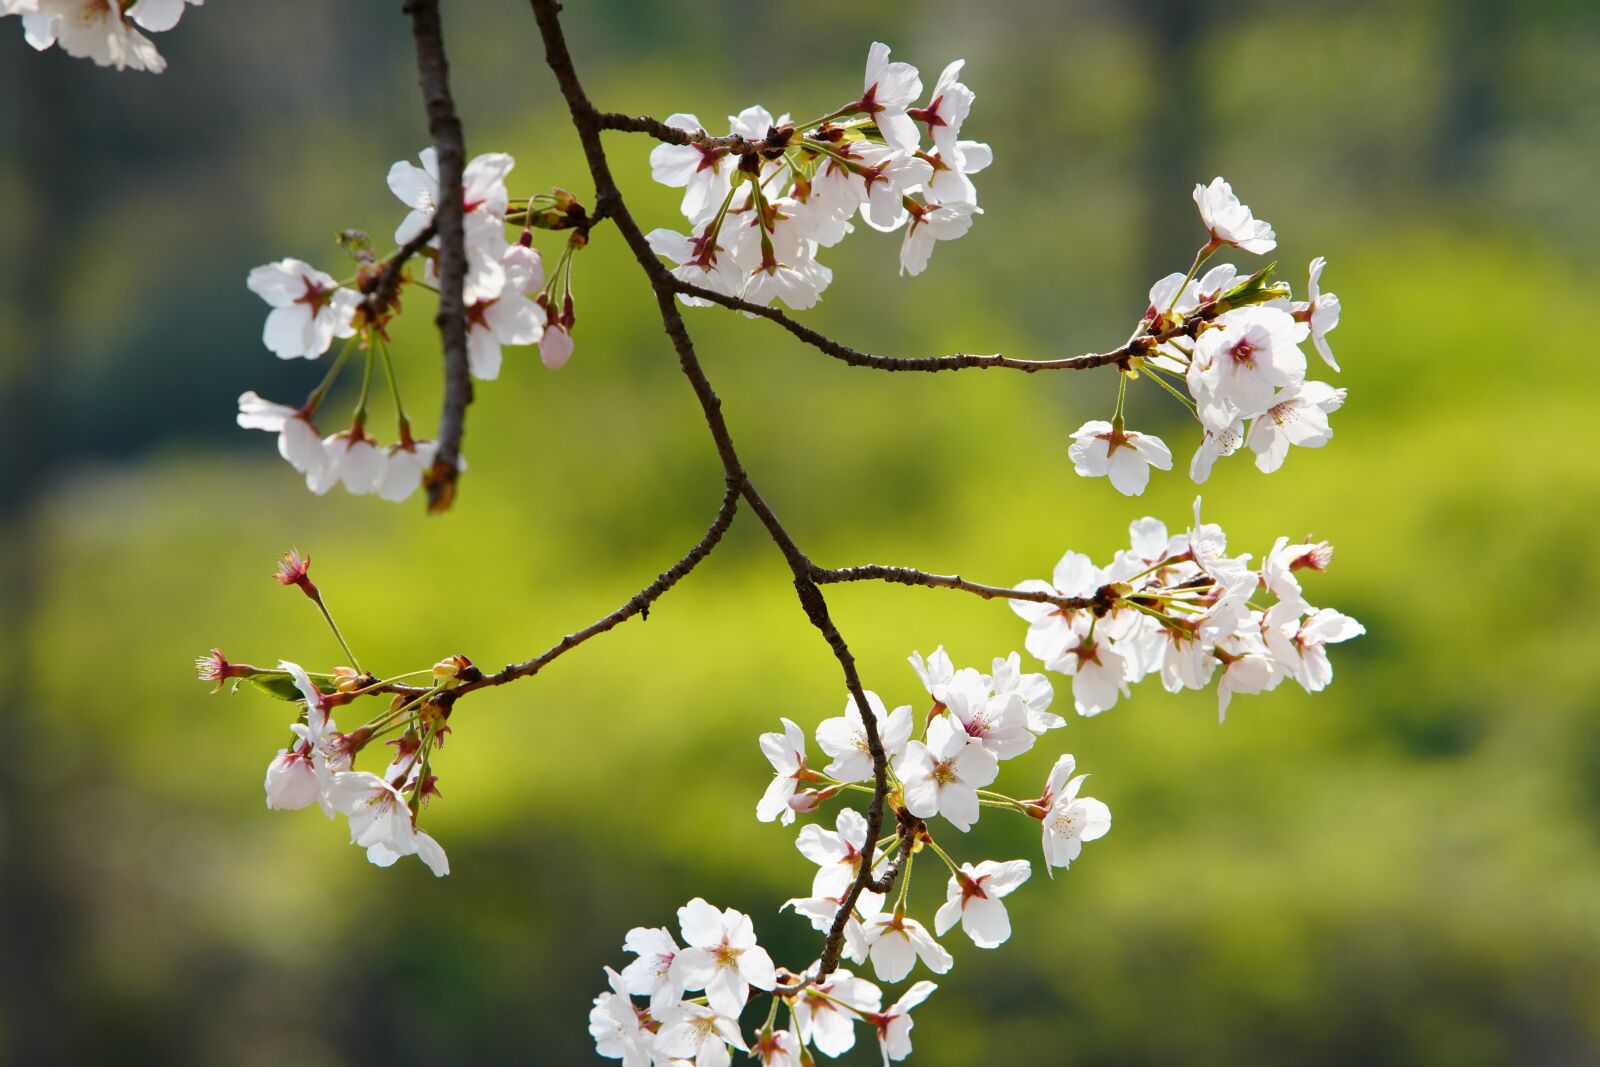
332, 666, 364, 693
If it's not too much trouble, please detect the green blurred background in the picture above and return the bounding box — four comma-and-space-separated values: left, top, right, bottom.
3, 1, 1598, 1064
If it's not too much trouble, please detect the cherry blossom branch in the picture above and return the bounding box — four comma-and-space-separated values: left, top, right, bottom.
812, 563, 1109, 613
670, 277, 1192, 373
595, 110, 770, 153
402, 0, 471, 513
528, 0, 898, 980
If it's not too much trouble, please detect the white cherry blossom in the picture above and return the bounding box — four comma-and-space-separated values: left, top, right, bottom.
1264, 604, 1364, 693
899, 198, 976, 276
1068, 419, 1173, 496
896, 715, 998, 831
20, 0, 167, 72
1041, 769, 1111, 873
620, 925, 683, 1016
1188, 306, 1309, 432
1297, 256, 1342, 370
991, 652, 1063, 732
861, 910, 952, 983
756, 717, 810, 825
933, 859, 1031, 948
667, 898, 776, 1018
794, 968, 880, 1058
795, 806, 867, 897
245, 259, 359, 360
1246, 381, 1346, 473
236, 392, 329, 486
655, 1001, 746, 1067
859, 42, 923, 151
816, 692, 913, 783
1193, 176, 1275, 254
590, 966, 655, 1067
873, 980, 938, 1064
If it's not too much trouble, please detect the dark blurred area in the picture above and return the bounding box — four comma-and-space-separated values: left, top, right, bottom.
2, 1, 1598, 1064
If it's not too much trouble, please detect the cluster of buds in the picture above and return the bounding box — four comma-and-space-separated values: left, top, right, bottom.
1011, 501, 1363, 720
198, 551, 483, 875
646, 43, 988, 311
236, 148, 588, 501
2, 0, 199, 73
590, 652, 1113, 1066
1067, 178, 1345, 495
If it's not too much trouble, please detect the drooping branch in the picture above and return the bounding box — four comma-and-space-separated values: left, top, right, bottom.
527, 0, 898, 981
402, 0, 471, 513
812, 563, 1107, 613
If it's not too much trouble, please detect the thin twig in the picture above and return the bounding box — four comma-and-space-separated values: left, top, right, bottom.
668, 277, 1199, 372
402, 0, 472, 513
813, 563, 1105, 613
596, 110, 770, 153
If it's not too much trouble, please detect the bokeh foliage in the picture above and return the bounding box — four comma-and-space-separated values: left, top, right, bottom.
2, 1, 1598, 1064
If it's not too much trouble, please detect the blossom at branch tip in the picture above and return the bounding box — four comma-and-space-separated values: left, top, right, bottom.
860, 42, 923, 151
934, 858, 1031, 948
1297, 256, 1342, 370
796, 806, 868, 897
1039, 760, 1111, 874
1043, 619, 1131, 716
1068, 419, 1173, 496
756, 717, 811, 826
1264, 604, 1365, 693
912, 60, 975, 160
861, 910, 952, 983
896, 714, 999, 831
1260, 536, 1333, 614
667, 898, 777, 1018
816, 692, 914, 783
795, 968, 881, 1057
873, 980, 938, 1064
245, 259, 360, 360
1193, 177, 1276, 254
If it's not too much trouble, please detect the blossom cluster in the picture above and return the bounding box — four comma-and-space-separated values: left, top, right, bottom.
236, 147, 584, 502
646, 42, 988, 311
1011, 501, 1364, 720
3, 0, 199, 73
1067, 178, 1346, 496
197, 551, 467, 875
590, 651, 1112, 1066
